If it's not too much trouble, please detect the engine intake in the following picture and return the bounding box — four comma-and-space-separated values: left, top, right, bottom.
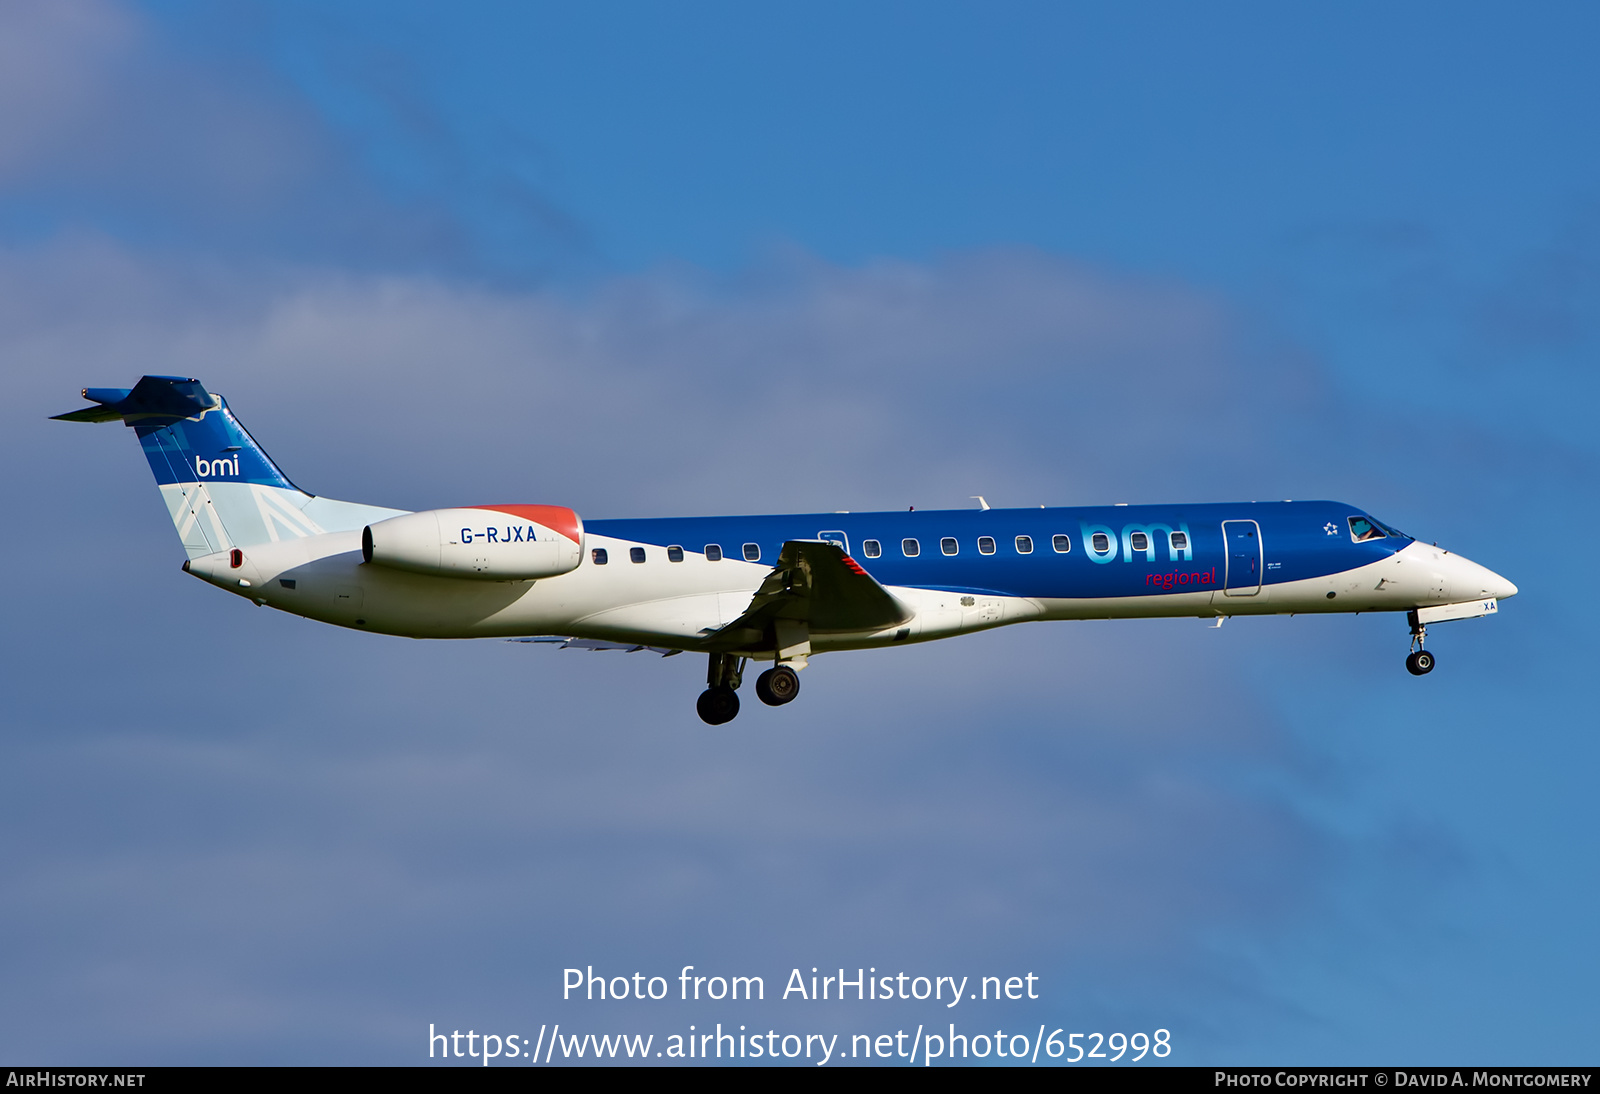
362, 505, 583, 580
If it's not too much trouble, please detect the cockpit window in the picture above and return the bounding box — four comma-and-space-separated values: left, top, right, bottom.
1349, 517, 1385, 542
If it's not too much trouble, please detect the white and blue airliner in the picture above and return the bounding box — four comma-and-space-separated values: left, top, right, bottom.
58, 376, 1518, 724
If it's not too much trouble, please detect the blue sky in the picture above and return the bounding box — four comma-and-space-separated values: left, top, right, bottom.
2, 0, 1596, 1065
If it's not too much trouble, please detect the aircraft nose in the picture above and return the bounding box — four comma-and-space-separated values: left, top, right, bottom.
1451, 552, 1517, 601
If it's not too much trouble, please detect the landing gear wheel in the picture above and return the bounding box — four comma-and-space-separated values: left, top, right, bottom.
755, 666, 801, 706
1405, 650, 1436, 676
696, 686, 740, 724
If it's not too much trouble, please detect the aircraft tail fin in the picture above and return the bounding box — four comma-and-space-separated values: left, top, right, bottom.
54, 376, 400, 558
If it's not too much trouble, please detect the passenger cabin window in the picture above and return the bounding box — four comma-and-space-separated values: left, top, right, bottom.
1053, 534, 1071, 554
902, 538, 920, 557
1349, 517, 1386, 543
978, 536, 996, 555
667, 545, 684, 563
1015, 535, 1033, 554
743, 543, 761, 562
1129, 532, 1148, 553
591, 548, 608, 565
1092, 532, 1110, 553
941, 537, 958, 556
1170, 531, 1188, 552
704, 544, 722, 561
863, 539, 881, 558
630, 547, 646, 564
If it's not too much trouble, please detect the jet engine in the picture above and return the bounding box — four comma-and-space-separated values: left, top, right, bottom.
362, 505, 583, 580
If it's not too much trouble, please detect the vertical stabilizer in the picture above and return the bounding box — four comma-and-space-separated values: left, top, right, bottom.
54, 376, 403, 557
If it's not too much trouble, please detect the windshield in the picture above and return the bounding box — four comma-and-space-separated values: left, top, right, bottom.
1370, 516, 1413, 541
1349, 516, 1385, 542
1349, 515, 1413, 543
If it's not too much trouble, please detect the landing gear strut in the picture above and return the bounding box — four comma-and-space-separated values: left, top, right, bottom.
1405, 610, 1436, 676
755, 665, 800, 706
698, 653, 745, 724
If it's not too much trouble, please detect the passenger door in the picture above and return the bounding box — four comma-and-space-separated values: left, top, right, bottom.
1222, 520, 1262, 596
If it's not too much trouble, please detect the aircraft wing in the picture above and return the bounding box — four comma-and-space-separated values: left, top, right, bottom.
712, 540, 913, 646
509, 637, 683, 656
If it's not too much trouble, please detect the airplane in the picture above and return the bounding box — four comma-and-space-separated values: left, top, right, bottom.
56, 376, 1518, 724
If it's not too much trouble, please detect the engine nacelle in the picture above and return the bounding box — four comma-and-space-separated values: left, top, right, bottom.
362, 505, 583, 581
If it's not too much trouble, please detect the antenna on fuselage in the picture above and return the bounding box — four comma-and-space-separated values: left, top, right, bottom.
970, 496, 991, 510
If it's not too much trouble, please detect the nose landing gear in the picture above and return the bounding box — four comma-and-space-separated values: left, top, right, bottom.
1405, 610, 1436, 675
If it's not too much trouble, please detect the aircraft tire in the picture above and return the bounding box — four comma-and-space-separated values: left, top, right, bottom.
755, 666, 800, 706
697, 686, 740, 724
1405, 650, 1436, 676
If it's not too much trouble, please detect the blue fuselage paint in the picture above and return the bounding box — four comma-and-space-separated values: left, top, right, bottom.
588, 501, 1400, 602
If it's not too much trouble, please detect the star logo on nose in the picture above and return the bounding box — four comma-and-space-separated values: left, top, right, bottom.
1324, 522, 1339, 535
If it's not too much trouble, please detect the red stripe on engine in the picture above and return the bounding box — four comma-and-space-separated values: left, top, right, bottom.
473, 504, 583, 543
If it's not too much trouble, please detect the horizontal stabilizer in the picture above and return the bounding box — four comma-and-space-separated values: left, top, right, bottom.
51, 376, 217, 427
50, 404, 125, 423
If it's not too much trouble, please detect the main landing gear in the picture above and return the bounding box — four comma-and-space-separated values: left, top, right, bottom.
696, 685, 740, 725
1405, 610, 1436, 676
755, 665, 800, 706
698, 653, 744, 725
697, 653, 803, 724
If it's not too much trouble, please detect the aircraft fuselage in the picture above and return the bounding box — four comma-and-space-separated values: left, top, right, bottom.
186, 501, 1513, 654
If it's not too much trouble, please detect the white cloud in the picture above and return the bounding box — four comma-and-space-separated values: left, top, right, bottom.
0, 0, 137, 179
8, 237, 1334, 518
